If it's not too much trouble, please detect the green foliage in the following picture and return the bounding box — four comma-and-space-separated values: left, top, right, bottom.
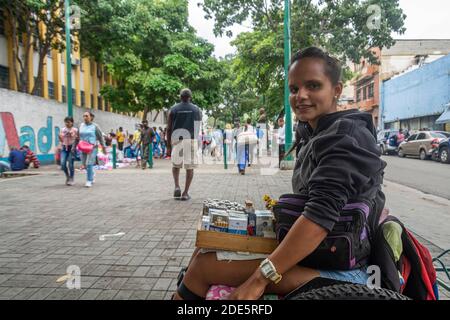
77, 0, 224, 118
201, 0, 406, 121
0, 0, 69, 94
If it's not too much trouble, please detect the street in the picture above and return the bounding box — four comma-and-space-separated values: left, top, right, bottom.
382, 156, 450, 200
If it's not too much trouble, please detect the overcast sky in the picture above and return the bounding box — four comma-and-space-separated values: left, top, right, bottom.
188, 0, 450, 58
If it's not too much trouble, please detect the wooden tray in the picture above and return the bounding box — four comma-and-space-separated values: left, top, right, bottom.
196, 229, 278, 254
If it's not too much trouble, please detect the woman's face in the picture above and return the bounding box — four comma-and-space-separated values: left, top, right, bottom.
65, 121, 73, 129
83, 112, 91, 124
288, 58, 342, 129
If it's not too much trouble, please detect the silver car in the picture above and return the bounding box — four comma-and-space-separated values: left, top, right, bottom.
398, 131, 448, 160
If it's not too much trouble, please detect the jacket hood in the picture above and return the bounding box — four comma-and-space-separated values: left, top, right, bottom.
296, 110, 377, 144
315, 109, 377, 139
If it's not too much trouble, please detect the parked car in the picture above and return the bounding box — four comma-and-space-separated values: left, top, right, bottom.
377, 130, 399, 155
398, 131, 448, 160
431, 132, 450, 163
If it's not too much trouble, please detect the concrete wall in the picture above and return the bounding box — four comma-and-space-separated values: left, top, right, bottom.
0, 89, 142, 163
381, 54, 450, 125
380, 55, 445, 81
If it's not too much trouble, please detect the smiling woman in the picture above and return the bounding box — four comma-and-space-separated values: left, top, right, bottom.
288, 47, 343, 130
174, 47, 387, 301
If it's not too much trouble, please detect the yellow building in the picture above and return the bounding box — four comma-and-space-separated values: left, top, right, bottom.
0, 10, 119, 114
0, 10, 171, 126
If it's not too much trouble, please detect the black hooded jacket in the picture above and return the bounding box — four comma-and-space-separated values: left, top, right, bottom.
292, 110, 387, 234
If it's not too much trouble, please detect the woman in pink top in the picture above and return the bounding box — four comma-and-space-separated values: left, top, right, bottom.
59, 117, 78, 185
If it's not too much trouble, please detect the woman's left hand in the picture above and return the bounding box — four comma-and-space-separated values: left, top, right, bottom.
227, 271, 270, 300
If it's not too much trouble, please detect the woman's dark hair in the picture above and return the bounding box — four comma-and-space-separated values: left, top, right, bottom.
64, 117, 74, 123
289, 47, 342, 85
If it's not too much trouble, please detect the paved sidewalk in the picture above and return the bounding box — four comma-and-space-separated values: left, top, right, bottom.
0, 159, 292, 300
0, 159, 448, 299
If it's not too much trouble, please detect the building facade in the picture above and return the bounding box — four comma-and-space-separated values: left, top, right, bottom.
353, 48, 381, 127
344, 40, 450, 129
380, 54, 450, 132
0, 10, 166, 126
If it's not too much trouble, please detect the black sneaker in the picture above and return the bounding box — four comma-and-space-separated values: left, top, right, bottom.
174, 188, 182, 199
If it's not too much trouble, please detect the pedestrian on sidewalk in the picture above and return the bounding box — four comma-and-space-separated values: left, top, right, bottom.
138, 120, 155, 170
277, 117, 286, 168
153, 126, 162, 158
116, 127, 125, 151
224, 124, 233, 162
59, 116, 78, 186
77, 112, 106, 188
133, 124, 142, 167
174, 47, 387, 301
167, 88, 202, 201
245, 118, 256, 167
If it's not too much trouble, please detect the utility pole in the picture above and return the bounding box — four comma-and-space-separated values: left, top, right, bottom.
283, 0, 293, 160
65, 0, 73, 117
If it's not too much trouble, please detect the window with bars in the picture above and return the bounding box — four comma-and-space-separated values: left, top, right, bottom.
368, 83, 374, 98
48, 81, 54, 99
363, 86, 367, 100
0, 10, 5, 35
0, 66, 9, 89
356, 89, 361, 102
81, 91, 85, 107
72, 88, 76, 106
62, 85, 66, 103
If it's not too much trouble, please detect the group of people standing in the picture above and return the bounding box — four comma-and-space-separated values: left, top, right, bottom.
112, 125, 168, 161
58, 113, 170, 187
201, 117, 287, 174
57, 88, 201, 199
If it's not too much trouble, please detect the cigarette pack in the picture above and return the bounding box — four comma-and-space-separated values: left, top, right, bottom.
255, 210, 274, 237
209, 209, 229, 233
228, 212, 248, 235
201, 216, 210, 231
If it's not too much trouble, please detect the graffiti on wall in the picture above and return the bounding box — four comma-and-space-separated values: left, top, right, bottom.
0, 112, 60, 157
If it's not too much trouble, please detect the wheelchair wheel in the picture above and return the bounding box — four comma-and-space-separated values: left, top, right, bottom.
287, 283, 410, 300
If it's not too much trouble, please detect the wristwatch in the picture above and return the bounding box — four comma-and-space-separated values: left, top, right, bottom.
259, 258, 282, 284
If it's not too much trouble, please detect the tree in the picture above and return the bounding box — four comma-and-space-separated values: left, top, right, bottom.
200, 0, 406, 118
0, 0, 71, 95
77, 0, 224, 121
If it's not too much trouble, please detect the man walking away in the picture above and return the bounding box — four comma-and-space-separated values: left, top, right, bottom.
277, 117, 286, 168
138, 120, 155, 170
167, 88, 202, 201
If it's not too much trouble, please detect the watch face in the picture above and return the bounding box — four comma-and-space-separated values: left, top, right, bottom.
261, 262, 274, 277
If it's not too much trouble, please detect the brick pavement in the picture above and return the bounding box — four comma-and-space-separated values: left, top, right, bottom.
0, 158, 449, 300
0, 159, 292, 300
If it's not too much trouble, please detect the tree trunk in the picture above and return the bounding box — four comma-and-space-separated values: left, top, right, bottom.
32, 43, 50, 97
153, 111, 160, 122
142, 106, 149, 122
8, 11, 22, 91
